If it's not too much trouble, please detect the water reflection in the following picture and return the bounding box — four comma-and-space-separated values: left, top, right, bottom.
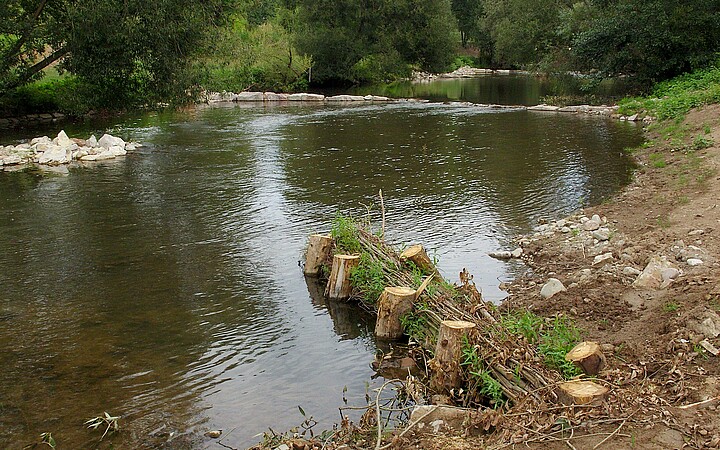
0, 91, 642, 448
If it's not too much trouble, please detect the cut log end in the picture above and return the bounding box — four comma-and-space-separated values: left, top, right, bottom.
565, 341, 606, 375
376, 286, 417, 339
557, 380, 608, 406
401, 244, 434, 272
304, 234, 333, 276
325, 254, 360, 300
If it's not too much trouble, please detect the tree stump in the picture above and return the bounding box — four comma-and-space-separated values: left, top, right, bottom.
557, 380, 608, 406
565, 341, 606, 375
325, 254, 360, 300
401, 244, 434, 272
430, 320, 476, 393
376, 286, 416, 339
304, 234, 333, 277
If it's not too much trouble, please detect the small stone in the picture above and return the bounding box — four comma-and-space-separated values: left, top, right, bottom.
593, 253, 614, 267
583, 220, 600, 231
623, 266, 642, 276
540, 278, 567, 299
511, 248, 523, 258
593, 230, 610, 241
489, 251, 513, 260
688, 229, 705, 236
687, 258, 704, 266
204, 430, 222, 438
561, 227, 571, 233
591, 214, 602, 224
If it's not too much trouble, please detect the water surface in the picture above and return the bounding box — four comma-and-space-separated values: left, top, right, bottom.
0, 92, 642, 448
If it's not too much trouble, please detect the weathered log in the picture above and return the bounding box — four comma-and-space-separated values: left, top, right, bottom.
304, 234, 333, 276
401, 244, 434, 272
430, 320, 476, 393
557, 380, 608, 406
325, 254, 360, 300
565, 341, 606, 375
376, 286, 417, 339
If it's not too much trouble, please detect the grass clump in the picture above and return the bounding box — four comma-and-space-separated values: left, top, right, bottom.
649, 153, 667, 168
461, 337, 507, 408
618, 60, 720, 121
501, 311, 583, 379
350, 253, 385, 303
331, 213, 362, 254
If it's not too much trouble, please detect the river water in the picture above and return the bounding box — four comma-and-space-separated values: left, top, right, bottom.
0, 77, 643, 448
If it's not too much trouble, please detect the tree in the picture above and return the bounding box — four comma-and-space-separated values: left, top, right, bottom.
451, 0, 483, 47
572, 0, 720, 83
293, 0, 457, 83
1, 0, 237, 106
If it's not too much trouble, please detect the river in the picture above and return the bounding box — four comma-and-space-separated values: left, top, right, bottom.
0, 76, 643, 448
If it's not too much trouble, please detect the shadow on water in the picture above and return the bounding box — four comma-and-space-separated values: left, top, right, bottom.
0, 75, 644, 448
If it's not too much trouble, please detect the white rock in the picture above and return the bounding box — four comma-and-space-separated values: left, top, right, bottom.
30, 136, 51, 146
80, 154, 98, 161
511, 248, 523, 258
86, 135, 98, 147
688, 229, 705, 236
591, 214, 602, 224
98, 134, 125, 150
95, 151, 116, 160
108, 145, 127, 156
561, 227, 571, 233
38, 144, 71, 165
55, 130, 73, 148
235, 91, 264, 101
540, 278, 566, 299
489, 251, 513, 260
2, 154, 22, 165
593, 252, 614, 266
687, 258, 704, 266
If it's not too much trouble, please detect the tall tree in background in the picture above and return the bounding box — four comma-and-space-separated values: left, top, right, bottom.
294, 0, 456, 83
1, 0, 236, 105
451, 0, 482, 47
572, 0, 720, 82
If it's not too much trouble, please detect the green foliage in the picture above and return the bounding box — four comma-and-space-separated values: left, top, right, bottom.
1, 0, 236, 110
331, 213, 362, 254
461, 337, 506, 406
350, 253, 385, 303
618, 61, 720, 120
649, 153, 667, 168
294, 0, 456, 84
663, 302, 680, 313
573, 0, 720, 84
501, 311, 582, 379
692, 134, 714, 151
400, 310, 432, 346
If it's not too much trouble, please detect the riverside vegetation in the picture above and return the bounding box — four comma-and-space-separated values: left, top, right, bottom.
1, 0, 719, 117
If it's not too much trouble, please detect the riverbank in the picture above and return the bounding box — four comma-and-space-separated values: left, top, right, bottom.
384, 106, 720, 449
246, 106, 720, 449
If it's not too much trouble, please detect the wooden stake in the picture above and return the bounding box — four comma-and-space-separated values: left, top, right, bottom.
401, 244, 434, 272
430, 320, 476, 393
376, 286, 416, 339
565, 342, 606, 375
325, 254, 360, 300
557, 380, 608, 406
304, 234, 333, 277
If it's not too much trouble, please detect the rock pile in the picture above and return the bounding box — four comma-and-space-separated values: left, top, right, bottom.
0, 130, 140, 170
205, 91, 394, 103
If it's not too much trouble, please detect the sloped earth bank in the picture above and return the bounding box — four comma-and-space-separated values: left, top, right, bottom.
249, 106, 720, 450
405, 105, 720, 449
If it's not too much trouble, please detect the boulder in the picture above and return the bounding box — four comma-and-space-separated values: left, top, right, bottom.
409, 405, 478, 436
86, 135, 98, 147
583, 220, 601, 231
236, 91, 264, 101
2, 154, 22, 165
107, 145, 127, 157
593, 253, 614, 267
633, 256, 677, 290
30, 136, 51, 146
288, 93, 325, 101
264, 92, 289, 101
54, 130, 73, 148
98, 134, 125, 150
541, 278, 566, 299
38, 144, 71, 165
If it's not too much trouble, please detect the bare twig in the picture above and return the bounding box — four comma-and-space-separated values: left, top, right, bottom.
379, 189, 385, 239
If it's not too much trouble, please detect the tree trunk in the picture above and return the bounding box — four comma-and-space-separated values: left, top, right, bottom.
430, 320, 476, 393
375, 286, 416, 339
304, 234, 333, 277
565, 341, 606, 375
325, 254, 360, 300
557, 380, 608, 406
401, 244, 434, 272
